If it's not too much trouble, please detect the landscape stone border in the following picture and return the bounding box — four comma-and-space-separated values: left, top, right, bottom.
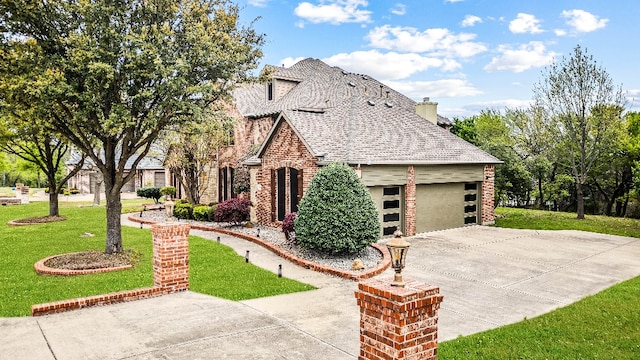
34, 253, 133, 276
128, 214, 391, 281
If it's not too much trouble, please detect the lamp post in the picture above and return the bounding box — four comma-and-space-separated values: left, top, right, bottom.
386, 230, 410, 287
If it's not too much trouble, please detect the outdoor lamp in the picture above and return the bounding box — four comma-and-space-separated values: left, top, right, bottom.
386, 230, 410, 287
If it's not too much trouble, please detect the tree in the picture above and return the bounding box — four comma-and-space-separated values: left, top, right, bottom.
295, 162, 380, 255
163, 107, 234, 205
0, 111, 85, 216
0, 0, 264, 253
533, 45, 625, 219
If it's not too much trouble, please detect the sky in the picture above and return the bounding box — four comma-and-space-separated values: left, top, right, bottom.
236, 0, 640, 119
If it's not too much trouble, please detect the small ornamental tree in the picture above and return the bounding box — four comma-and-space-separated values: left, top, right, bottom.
136, 187, 162, 204
295, 162, 380, 254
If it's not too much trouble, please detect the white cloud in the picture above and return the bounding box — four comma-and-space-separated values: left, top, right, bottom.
390, 3, 406, 16
484, 41, 558, 73
554, 28, 567, 36
445, 0, 464, 3
294, 0, 372, 25
322, 50, 461, 81
366, 25, 487, 58
248, 0, 269, 7
509, 13, 543, 34
461, 15, 482, 28
384, 79, 482, 101
279, 57, 307, 67
561, 9, 608, 33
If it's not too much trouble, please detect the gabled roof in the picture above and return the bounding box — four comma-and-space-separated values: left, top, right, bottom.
238, 58, 501, 165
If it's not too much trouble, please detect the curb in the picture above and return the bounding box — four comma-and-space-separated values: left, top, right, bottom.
127, 214, 391, 281
34, 253, 133, 276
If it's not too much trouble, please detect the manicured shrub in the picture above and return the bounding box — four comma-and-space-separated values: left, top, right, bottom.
214, 198, 252, 225
193, 205, 212, 221
295, 162, 380, 254
160, 186, 176, 199
136, 187, 162, 204
282, 212, 297, 243
173, 202, 193, 220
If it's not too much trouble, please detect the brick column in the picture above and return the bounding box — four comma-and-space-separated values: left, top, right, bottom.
355, 278, 443, 360
405, 166, 416, 236
151, 223, 191, 293
482, 164, 495, 225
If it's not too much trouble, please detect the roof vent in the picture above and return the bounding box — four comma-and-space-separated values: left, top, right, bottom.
385, 102, 394, 108
362, 75, 368, 80
342, 70, 349, 75
367, 100, 376, 106
348, 82, 356, 87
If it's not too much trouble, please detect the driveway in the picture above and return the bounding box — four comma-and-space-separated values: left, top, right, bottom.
1, 225, 639, 359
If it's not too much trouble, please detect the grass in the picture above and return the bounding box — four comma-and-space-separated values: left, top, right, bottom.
0, 200, 313, 317
439, 275, 640, 359
495, 206, 640, 238
437, 207, 640, 359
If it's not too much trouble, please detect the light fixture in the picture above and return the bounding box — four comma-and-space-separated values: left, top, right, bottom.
386, 230, 410, 287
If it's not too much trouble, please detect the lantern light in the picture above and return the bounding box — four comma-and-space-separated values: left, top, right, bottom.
386, 230, 410, 287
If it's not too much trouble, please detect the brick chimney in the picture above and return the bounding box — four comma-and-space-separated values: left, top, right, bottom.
415, 97, 438, 125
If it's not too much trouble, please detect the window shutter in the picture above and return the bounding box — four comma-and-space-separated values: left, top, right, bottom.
270, 169, 276, 222
297, 168, 304, 203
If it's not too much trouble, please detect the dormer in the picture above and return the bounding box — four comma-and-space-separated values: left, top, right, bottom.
266, 76, 301, 102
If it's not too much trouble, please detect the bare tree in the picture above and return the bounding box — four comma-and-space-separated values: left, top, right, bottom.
533, 45, 625, 219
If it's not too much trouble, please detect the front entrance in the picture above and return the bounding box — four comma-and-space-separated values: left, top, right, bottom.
273, 167, 303, 221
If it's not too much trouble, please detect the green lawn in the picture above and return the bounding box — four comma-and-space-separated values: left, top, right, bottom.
0, 201, 313, 317
439, 207, 640, 359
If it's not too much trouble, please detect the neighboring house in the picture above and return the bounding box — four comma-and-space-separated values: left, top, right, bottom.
221, 58, 501, 236
66, 151, 169, 194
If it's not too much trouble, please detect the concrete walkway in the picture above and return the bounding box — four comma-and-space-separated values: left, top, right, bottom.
1, 221, 639, 359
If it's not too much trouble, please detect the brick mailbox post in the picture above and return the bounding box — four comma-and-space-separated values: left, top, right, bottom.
151, 223, 191, 293
355, 278, 444, 360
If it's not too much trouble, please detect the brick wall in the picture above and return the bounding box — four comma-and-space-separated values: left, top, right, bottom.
254, 119, 319, 226
405, 166, 416, 237
355, 278, 443, 360
31, 223, 191, 316
482, 164, 495, 225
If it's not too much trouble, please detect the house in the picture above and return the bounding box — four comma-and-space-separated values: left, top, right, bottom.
66, 151, 169, 194
221, 58, 501, 236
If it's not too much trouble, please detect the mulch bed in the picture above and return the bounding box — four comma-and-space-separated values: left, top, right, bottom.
43, 250, 139, 271
8, 216, 66, 225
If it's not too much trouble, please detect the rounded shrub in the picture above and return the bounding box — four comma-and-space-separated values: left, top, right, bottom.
160, 186, 176, 199
136, 187, 161, 203
295, 162, 380, 254
192, 205, 212, 221
174, 202, 193, 220
214, 198, 251, 224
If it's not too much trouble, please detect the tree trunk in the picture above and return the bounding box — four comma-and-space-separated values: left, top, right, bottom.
538, 176, 545, 210
93, 176, 102, 206
48, 190, 59, 217
105, 186, 123, 254
576, 181, 585, 219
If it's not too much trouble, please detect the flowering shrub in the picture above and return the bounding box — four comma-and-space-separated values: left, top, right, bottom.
214, 198, 252, 224
282, 212, 297, 243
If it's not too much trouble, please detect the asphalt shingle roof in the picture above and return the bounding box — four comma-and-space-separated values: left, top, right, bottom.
236, 58, 500, 165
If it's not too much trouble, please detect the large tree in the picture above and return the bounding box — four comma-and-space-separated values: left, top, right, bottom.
533, 45, 625, 219
0, 0, 264, 253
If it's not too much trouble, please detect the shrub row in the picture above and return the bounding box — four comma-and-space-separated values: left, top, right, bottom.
171, 198, 252, 224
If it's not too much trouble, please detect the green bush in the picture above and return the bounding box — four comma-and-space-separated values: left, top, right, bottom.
160, 186, 176, 198
193, 205, 212, 221
136, 187, 162, 204
295, 162, 380, 254
174, 202, 194, 219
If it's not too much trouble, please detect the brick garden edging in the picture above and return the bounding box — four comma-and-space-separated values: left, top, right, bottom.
128, 214, 391, 281
34, 253, 133, 276
31, 223, 191, 316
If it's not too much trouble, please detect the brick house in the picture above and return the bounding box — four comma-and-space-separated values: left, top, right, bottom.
222, 58, 501, 236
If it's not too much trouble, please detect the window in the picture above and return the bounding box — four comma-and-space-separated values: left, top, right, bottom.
267, 82, 273, 101
383, 187, 400, 196
464, 182, 478, 225
383, 200, 400, 209
381, 186, 402, 237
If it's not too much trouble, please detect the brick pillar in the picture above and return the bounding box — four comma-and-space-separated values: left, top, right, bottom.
151, 223, 191, 293
405, 166, 416, 237
482, 164, 495, 225
355, 278, 443, 360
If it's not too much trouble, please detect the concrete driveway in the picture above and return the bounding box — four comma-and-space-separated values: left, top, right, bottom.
2, 225, 639, 359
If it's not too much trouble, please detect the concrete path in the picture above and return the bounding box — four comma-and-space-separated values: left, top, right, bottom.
1, 223, 639, 359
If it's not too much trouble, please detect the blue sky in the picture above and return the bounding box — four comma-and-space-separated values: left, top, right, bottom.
236, 0, 640, 119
